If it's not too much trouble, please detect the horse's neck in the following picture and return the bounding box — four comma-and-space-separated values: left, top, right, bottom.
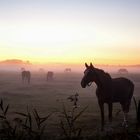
94, 69, 112, 89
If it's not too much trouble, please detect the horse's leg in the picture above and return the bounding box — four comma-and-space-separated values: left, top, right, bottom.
121, 103, 129, 128
28, 77, 30, 84
28, 73, 31, 84
22, 76, 24, 83
122, 111, 128, 128
108, 103, 112, 122
98, 101, 104, 131
28, 78, 30, 84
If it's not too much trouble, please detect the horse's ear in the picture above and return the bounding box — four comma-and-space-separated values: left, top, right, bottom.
90, 63, 94, 68
85, 63, 89, 68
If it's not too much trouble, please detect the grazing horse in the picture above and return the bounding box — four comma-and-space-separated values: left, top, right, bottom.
81, 63, 134, 130
46, 71, 54, 81
22, 71, 31, 84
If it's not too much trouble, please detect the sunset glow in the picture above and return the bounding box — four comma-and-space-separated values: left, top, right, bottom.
0, 0, 140, 66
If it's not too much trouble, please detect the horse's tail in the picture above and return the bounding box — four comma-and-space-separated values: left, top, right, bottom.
126, 82, 134, 112
133, 96, 138, 116
129, 81, 134, 99
133, 96, 140, 123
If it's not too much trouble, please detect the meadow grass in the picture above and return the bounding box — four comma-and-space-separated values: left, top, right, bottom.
0, 72, 140, 139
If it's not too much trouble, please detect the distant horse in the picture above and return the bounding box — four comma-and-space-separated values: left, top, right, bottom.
64, 68, 72, 72
22, 71, 31, 84
81, 63, 134, 130
46, 71, 54, 81
118, 68, 128, 74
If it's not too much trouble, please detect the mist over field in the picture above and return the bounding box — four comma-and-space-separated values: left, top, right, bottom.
0, 0, 140, 139
0, 67, 140, 138
0, 59, 140, 73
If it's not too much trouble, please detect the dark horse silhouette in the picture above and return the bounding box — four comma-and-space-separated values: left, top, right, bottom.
46, 71, 54, 81
21, 71, 31, 84
81, 63, 134, 130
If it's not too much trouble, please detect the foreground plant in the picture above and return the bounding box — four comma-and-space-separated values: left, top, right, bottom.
0, 99, 52, 140
15, 108, 52, 140
59, 93, 88, 139
0, 99, 18, 140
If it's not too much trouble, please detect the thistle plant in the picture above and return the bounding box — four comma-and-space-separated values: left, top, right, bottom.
0, 99, 17, 140
0, 99, 52, 140
15, 108, 52, 140
59, 93, 88, 139
67, 93, 79, 108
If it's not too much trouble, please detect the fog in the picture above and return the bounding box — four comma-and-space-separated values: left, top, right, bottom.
0, 62, 139, 74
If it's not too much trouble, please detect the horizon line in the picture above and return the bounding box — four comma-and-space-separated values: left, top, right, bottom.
0, 59, 140, 67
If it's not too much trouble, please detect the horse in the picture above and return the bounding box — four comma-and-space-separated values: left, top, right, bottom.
81, 63, 134, 130
46, 71, 54, 81
21, 71, 31, 84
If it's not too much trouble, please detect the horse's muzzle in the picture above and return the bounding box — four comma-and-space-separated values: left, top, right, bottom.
81, 81, 86, 88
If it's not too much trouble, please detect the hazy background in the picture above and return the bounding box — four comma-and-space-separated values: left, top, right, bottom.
0, 1, 140, 136
0, 0, 140, 67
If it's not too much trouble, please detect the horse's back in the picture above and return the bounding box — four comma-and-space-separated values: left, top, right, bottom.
22, 71, 27, 78
22, 71, 30, 76
112, 77, 134, 91
26, 71, 31, 76
47, 71, 54, 81
112, 77, 134, 102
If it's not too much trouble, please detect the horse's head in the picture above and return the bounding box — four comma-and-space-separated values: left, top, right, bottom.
81, 63, 96, 88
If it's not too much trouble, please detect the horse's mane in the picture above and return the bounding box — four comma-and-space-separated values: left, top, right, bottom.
94, 68, 112, 88
95, 68, 111, 78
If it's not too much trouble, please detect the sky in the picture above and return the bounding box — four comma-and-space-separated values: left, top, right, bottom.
0, 0, 140, 66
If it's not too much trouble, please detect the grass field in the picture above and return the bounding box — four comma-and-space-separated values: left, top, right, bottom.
0, 71, 140, 139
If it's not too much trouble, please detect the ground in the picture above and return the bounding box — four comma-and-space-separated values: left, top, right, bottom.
0, 71, 140, 139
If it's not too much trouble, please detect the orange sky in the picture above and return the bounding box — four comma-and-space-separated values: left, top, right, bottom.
0, 0, 140, 66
